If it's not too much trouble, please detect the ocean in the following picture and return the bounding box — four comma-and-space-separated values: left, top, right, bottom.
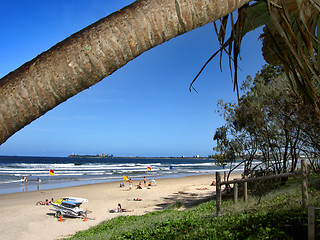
0, 155, 242, 194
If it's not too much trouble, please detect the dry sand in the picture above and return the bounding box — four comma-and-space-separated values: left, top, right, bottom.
0, 173, 241, 240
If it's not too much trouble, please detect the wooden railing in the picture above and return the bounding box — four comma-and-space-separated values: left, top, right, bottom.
215, 159, 308, 217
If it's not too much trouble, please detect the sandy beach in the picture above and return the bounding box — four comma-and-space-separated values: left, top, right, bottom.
0, 173, 241, 240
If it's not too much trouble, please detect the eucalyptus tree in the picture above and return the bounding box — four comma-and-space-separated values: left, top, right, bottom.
0, 0, 319, 145
214, 65, 310, 175
290, 90, 320, 172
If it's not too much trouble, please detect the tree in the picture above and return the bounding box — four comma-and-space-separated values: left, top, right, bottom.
213, 126, 236, 167
215, 64, 320, 176
0, 0, 319, 145
0, 0, 252, 145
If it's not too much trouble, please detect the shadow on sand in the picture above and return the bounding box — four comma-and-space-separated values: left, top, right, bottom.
154, 190, 217, 210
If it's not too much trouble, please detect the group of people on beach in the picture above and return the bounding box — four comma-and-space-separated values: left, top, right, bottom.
21, 177, 28, 182
21, 177, 42, 183
112, 176, 157, 214
138, 177, 157, 189
120, 176, 157, 190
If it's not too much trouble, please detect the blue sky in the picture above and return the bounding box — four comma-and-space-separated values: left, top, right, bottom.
0, 0, 266, 157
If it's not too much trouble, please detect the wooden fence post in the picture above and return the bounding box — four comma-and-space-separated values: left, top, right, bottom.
244, 181, 248, 202
216, 172, 221, 217
308, 205, 315, 240
301, 159, 308, 207
234, 183, 238, 204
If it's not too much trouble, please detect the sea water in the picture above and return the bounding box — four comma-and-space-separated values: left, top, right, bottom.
0, 155, 243, 194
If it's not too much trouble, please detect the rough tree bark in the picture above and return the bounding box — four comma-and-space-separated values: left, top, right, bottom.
0, 0, 252, 144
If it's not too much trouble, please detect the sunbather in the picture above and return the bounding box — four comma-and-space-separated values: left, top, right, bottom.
127, 198, 142, 201
109, 203, 134, 213
196, 187, 209, 190
36, 199, 50, 205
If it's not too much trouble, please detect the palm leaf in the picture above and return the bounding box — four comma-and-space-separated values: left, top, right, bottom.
191, 0, 269, 96
191, 0, 320, 115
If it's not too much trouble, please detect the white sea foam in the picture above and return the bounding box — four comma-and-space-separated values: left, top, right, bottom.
0, 156, 240, 195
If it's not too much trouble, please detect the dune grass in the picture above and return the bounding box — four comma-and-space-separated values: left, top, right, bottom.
64, 175, 320, 240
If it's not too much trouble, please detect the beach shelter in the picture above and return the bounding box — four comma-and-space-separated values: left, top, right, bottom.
124, 175, 129, 181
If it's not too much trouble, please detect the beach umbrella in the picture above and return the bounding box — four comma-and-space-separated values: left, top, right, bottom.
49, 169, 55, 176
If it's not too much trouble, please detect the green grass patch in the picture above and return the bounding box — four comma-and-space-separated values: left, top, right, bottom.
64, 175, 320, 240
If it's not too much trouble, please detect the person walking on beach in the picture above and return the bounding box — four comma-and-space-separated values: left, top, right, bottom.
143, 176, 146, 187
129, 178, 133, 190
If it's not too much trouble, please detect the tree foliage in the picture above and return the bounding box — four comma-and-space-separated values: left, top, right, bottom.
214, 64, 320, 177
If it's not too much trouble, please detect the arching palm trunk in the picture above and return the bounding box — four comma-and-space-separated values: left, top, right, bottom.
0, 0, 251, 144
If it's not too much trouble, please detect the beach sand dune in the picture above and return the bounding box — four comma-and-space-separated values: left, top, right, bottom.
0, 173, 240, 240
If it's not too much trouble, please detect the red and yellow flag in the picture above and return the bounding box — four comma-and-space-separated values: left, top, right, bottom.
147, 166, 151, 171
49, 169, 55, 176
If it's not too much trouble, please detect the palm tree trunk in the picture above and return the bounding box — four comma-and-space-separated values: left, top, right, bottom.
0, 0, 252, 144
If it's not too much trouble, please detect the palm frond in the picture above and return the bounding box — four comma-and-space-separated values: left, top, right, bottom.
191, 0, 320, 115
190, 0, 269, 97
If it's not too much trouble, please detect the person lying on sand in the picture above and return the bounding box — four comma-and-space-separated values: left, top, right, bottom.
36, 198, 54, 205
127, 198, 142, 201
109, 203, 134, 213
196, 187, 209, 190
36, 199, 50, 205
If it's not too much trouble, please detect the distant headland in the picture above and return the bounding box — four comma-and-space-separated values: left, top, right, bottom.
68, 153, 213, 160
